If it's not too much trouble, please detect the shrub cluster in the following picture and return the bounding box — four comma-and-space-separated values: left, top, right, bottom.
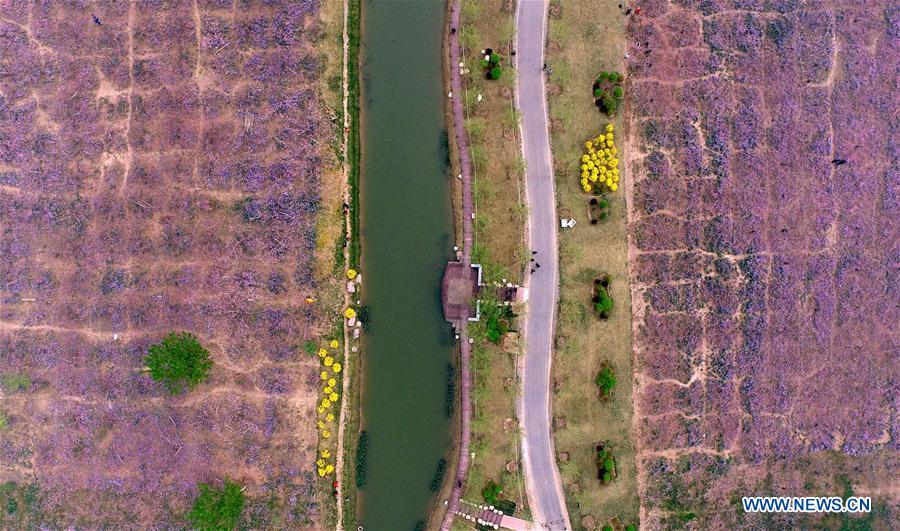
429, 458, 447, 492
596, 444, 617, 484
579, 124, 620, 194
480, 48, 503, 80
593, 71, 624, 115
593, 275, 614, 319
482, 479, 503, 505
596, 363, 617, 399
355, 431, 369, 489
444, 363, 455, 418
589, 197, 610, 225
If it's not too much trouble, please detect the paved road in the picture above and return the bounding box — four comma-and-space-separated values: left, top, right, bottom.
514, 1, 570, 530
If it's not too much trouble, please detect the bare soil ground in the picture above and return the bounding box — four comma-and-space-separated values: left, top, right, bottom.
0, 1, 331, 527
626, 1, 898, 528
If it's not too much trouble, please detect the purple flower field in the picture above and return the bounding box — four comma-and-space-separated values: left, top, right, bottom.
626, 1, 898, 527
0, 0, 326, 527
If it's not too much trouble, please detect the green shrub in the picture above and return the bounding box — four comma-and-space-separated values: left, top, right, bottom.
613, 86, 623, 99
485, 315, 509, 344
144, 332, 213, 395
596, 365, 617, 398
597, 445, 616, 483
602, 93, 618, 114
303, 341, 317, 355
496, 498, 517, 515
490, 66, 502, 80
444, 363, 455, 418
615, 72, 625, 82
187, 480, 244, 531
0, 374, 30, 394
603, 526, 613, 531
356, 431, 369, 488
595, 291, 614, 314
482, 480, 503, 505
480, 59, 490, 69
594, 88, 603, 97
490, 52, 500, 64
429, 458, 447, 492
625, 524, 637, 531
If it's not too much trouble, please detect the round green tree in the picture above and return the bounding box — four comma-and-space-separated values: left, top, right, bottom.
490, 66, 502, 80
145, 332, 213, 394
188, 480, 245, 530
596, 365, 617, 398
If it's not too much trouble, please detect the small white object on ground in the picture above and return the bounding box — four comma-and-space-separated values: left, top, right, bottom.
448, 91, 452, 98
476, 94, 483, 102
113, 334, 118, 341
457, 173, 462, 179
348, 317, 357, 327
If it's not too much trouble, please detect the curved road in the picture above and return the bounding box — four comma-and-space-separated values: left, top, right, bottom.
514, 1, 570, 530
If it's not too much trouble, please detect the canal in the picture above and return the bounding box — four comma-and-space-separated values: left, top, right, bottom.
357, 0, 454, 529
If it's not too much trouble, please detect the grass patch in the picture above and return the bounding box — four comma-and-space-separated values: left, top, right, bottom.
546, 0, 638, 527
187, 480, 245, 531
0, 374, 31, 394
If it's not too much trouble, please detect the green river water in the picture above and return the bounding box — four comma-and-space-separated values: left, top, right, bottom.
358, 1, 454, 529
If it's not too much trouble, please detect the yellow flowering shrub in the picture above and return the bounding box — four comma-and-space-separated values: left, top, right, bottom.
578, 123, 620, 194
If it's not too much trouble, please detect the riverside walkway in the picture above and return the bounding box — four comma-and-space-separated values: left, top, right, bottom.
439, 0, 474, 529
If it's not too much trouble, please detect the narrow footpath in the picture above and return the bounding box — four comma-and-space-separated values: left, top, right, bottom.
440, 0, 474, 529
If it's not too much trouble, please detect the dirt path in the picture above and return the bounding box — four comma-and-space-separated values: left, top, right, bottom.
334, 0, 352, 528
